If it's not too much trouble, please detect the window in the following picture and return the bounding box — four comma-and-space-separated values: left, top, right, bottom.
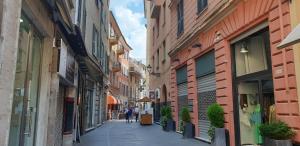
162, 41, 166, 62
177, 0, 184, 36
156, 17, 160, 38
95, 0, 99, 8
163, 2, 166, 26
152, 56, 155, 71
76, 0, 82, 25
152, 27, 155, 46
92, 25, 98, 57
197, 0, 207, 14
156, 50, 159, 70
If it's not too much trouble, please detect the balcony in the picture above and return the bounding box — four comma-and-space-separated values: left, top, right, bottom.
116, 45, 125, 55
129, 66, 141, 77
109, 34, 119, 46
150, 0, 161, 19
112, 62, 121, 72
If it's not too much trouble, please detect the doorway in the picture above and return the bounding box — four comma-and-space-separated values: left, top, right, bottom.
232, 28, 274, 146
8, 13, 43, 146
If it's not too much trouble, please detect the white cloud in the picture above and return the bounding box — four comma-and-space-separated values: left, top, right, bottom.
110, 0, 146, 63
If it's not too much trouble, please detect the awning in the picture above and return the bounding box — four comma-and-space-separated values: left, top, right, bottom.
107, 95, 117, 105
278, 23, 300, 49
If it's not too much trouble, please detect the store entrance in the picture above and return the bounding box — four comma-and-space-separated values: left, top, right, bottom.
237, 77, 274, 146
232, 28, 274, 146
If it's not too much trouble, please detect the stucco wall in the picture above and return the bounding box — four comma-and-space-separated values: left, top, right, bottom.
170, 0, 300, 145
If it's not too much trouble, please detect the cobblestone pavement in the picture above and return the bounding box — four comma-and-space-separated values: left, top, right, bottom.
75, 120, 210, 146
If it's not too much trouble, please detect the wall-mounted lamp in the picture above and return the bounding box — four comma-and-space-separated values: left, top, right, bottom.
146, 64, 160, 77
240, 43, 248, 54
192, 43, 202, 49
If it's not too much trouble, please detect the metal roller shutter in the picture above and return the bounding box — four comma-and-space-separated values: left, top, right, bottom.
177, 82, 188, 122
197, 73, 216, 142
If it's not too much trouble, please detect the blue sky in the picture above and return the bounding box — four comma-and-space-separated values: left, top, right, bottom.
110, 0, 146, 63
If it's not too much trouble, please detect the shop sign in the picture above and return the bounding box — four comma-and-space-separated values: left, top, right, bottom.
59, 40, 77, 85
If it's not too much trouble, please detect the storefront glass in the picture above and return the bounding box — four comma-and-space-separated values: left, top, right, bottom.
234, 29, 274, 146
9, 13, 42, 146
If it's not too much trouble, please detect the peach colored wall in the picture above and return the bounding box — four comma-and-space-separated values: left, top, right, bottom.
170, 0, 300, 145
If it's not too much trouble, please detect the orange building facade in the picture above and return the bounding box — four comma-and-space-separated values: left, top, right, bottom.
165, 0, 300, 145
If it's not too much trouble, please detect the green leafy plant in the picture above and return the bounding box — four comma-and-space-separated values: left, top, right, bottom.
160, 116, 168, 128
181, 107, 191, 123
165, 106, 172, 120
207, 103, 225, 128
259, 121, 295, 140
179, 120, 184, 131
161, 106, 167, 117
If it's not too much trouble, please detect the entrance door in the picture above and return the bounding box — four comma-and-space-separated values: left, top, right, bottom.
238, 79, 274, 146
9, 14, 42, 146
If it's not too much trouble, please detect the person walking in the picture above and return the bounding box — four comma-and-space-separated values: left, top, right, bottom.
128, 108, 133, 123
134, 106, 139, 122
125, 108, 129, 123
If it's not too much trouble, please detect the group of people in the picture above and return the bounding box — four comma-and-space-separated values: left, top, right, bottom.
124, 107, 139, 123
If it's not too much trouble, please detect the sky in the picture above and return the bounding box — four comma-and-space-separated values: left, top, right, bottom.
110, 0, 146, 63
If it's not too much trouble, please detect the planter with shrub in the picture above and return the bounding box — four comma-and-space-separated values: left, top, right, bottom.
181, 107, 195, 138
207, 103, 229, 146
259, 121, 295, 146
160, 106, 175, 131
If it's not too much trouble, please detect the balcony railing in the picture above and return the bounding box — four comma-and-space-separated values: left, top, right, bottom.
112, 62, 121, 72
129, 66, 141, 77
116, 45, 125, 55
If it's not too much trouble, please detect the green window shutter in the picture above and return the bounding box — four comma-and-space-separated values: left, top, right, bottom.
176, 65, 187, 84
196, 51, 215, 77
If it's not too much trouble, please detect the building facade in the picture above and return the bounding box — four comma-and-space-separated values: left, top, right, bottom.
0, 0, 110, 146
144, 0, 172, 123
108, 11, 132, 116
145, 0, 300, 146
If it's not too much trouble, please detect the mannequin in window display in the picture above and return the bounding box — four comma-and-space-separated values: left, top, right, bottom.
239, 94, 262, 146
249, 100, 263, 145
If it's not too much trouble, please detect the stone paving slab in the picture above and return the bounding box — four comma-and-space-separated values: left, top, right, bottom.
75, 120, 210, 146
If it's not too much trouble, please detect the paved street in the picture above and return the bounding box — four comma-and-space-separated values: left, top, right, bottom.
75, 120, 210, 146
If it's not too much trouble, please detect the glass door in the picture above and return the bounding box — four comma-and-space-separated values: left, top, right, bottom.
238, 81, 262, 146
8, 14, 42, 146
237, 79, 274, 146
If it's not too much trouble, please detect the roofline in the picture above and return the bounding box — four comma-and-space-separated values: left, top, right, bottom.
109, 11, 133, 50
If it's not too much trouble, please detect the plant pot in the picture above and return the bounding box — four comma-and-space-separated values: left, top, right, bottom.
183, 122, 195, 138
212, 128, 229, 146
162, 125, 167, 131
264, 138, 292, 146
166, 119, 175, 131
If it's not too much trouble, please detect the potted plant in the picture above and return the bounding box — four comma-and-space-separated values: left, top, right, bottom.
259, 121, 295, 146
181, 107, 195, 138
207, 103, 229, 146
160, 106, 175, 131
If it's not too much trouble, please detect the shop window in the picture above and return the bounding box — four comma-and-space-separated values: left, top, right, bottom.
234, 35, 268, 77
197, 0, 207, 14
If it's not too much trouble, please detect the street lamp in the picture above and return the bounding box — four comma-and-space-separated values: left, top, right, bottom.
146, 64, 160, 77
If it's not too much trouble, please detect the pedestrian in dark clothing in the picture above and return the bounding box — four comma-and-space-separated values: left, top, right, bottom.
125, 108, 129, 123
128, 108, 133, 123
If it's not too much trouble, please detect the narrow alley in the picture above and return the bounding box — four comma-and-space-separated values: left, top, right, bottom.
75, 121, 209, 146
